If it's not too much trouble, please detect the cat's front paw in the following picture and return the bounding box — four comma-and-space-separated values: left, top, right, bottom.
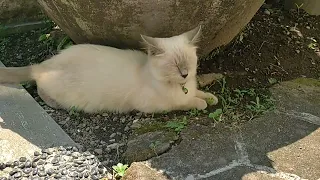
196, 99, 208, 110
205, 93, 219, 106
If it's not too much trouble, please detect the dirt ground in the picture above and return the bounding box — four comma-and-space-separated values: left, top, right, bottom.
200, 6, 320, 89
0, 5, 319, 170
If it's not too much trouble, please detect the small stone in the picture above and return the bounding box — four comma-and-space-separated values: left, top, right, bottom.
25, 160, 32, 168
23, 168, 32, 174
34, 151, 41, 156
37, 160, 45, 165
61, 169, 68, 175
39, 166, 45, 171
9, 169, 18, 176
19, 157, 27, 162
40, 153, 48, 159
107, 143, 119, 150
72, 152, 81, 158
77, 167, 85, 173
296, 49, 300, 54
32, 162, 37, 168
32, 168, 38, 175
131, 122, 142, 129
91, 175, 99, 180
47, 168, 54, 176
51, 158, 59, 165
0, 163, 6, 170
264, 9, 271, 15
13, 171, 22, 178
58, 146, 66, 151
124, 126, 130, 132
102, 113, 108, 117
69, 171, 78, 177
33, 156, 40, 162
18, 163, 25, 169
109, 133, 116, 138
72, 146, 79, 152
91, 168, 98, 175
12, 161, 19, 167
98, 168, 104, 174
54, 174, 62, 179
94, 149, 103, 155
74, 160, 84, 164
84, 172, 90, 178
38, 170, 47, 177
109, 139, 116, 143
306, 26, 310, 29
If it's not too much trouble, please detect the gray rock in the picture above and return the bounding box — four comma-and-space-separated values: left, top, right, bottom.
93, 149, 103, 155
122, 162, 169, 180
107, 143, 119, 150
37, 0, 264, 57
109, 133, 116, 138
123, 131, 177, 163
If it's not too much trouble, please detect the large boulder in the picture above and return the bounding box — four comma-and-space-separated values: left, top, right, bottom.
37, 0, 264, 57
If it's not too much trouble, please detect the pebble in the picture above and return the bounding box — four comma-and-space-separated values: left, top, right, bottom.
94, 148, 103, 155
107, 143, 119, 150
0, 146, 110, 179
19, 157, 27, 162
109, 133, 116, 138
264, 9, 271, 15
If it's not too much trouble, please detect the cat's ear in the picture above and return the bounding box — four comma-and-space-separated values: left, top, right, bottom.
140, 35, 164, 56
182, 25, 202, 44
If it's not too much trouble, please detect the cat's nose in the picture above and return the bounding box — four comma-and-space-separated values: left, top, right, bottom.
181, 73, 188, 78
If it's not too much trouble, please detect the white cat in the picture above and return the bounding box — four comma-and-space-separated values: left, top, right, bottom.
0, 25, 218, 113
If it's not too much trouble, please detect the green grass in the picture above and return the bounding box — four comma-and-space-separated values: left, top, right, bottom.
207, 78, 275, 123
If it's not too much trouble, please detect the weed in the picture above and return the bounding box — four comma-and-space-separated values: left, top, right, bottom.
112, 163, 129, 178
208, 78, 275, 123
39, 33, 74, 51
149, 140, 161, 156
188, 108, 207, 117
165, 116, 188, 133
208, 108, 223, 121
295, 3, 304, 16
69, 106, 80, 116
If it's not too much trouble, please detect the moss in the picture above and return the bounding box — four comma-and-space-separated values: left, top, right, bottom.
133, 121, 170, 135
291, 78, 320, 87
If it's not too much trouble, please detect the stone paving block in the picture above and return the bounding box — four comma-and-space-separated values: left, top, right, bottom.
149, 124, 240, 179
0, 61, 76, 166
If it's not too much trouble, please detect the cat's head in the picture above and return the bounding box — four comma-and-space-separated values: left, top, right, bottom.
141, 25, 202, 85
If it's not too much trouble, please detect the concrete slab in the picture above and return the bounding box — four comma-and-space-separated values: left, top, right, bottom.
144, 78, 320, 180
149, 124, 241, 179
0, 62, 76, 175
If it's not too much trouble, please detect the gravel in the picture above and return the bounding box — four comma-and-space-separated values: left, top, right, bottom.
0, 146, 112, 179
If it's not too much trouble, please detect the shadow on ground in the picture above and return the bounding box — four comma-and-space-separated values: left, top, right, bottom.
127, 79, 320, 180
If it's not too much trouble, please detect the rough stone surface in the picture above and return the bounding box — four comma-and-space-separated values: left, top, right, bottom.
37, 0, 264, 57
0, 0, 44, 24
123, 131, 177, 163
197, 73, 224, 87
122, 162, 169, 180
143, 78, 320, 180
0, 62, 76, 176
149, 125, 240, 179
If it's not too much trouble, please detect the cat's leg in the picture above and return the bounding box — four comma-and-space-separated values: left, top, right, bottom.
179, 97, 208, 111
196, 90, 219, 105
37, 88, 61, 109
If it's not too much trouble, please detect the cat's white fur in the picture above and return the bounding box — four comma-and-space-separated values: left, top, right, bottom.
0, 26, 218, 113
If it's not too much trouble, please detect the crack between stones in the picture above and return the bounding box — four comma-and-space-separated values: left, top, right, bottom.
187, 133, 307, 180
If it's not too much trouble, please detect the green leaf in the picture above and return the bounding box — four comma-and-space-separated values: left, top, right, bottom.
208, 108, 223, 120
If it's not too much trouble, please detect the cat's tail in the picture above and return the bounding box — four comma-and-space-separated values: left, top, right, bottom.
0, 66, 35, 84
